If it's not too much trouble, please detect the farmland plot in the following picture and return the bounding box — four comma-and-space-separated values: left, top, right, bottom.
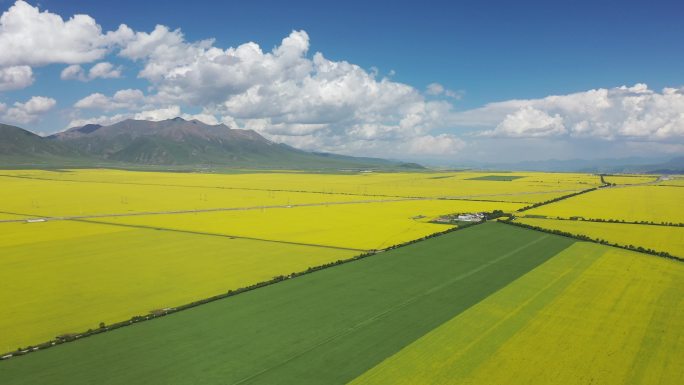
350, 242, 684, 385
524, 185, 684, 224
516, 217, 684, 257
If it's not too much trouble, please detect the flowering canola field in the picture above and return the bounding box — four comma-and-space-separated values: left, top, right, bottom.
517, 217, 684, 257
0, 168, 529, 351
2, 168, 681, 385
100, 199, 524, 250
525, 185, 684, 223
603, 175, 658, 185
0, 168, 600, 204
0, 173, 388, 218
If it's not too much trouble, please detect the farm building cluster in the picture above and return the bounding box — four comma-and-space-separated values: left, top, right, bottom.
432, 213, 486, 224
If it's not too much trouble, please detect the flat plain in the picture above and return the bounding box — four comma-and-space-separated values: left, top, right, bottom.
0, 173, 390, 218
1, 168, 682, 385
98, 199, 524, 250
0, 223, 574, 385
0, 169, 601, 204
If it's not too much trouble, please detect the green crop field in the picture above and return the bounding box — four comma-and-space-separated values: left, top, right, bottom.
0, 223, 574, 384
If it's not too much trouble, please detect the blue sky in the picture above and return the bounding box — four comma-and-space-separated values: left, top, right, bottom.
32, 0, 684, 107
0, 0, 683, 163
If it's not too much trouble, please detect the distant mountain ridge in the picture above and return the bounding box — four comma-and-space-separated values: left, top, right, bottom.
455, 156, 684, 174
49, 118, 280, 165
1, 118, 423, 170
0, 123, 85, 162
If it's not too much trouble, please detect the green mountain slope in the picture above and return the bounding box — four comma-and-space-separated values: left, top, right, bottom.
0, 123, 96, 166
1, 119, 422, 170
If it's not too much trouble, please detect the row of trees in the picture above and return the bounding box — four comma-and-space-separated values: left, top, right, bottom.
517, 187, 599, 212
501, 220, 683, 263
598, 174, 617, 186
561, 216, 684, 227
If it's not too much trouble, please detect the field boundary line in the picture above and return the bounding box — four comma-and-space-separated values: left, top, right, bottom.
500, 220, 684, 263
516, 187, 601, 213
0, 210, 45, 220
0, 173, 421, 199
415, 266, 578, 379
0, 197, 427, 224
74, 218, 369, 252
517, 215, 684, 228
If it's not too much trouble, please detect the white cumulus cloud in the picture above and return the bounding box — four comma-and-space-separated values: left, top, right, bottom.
3, 96, 56, 124
133, 105, 182, 121
481, 106, 566, 138
408, 134, 466, 155
0, 1, 132, 67
455, 84, 684, 141
66, 107, 218, 129
74, 89, 144, 110
88, 62, 122, 79
73, 93, 108, 109
66, 113, 129, 129
0, 65, 33, 91
66, 26, 461, 158
425, 82, 462, 99
60, 62, 122, 81
60, 64, 85, 81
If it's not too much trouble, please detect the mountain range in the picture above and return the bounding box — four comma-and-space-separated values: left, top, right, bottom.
455, 156, 684, 174
2, 119, 681, 173
0, 118, 422, 170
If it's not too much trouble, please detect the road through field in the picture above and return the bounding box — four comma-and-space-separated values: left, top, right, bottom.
0, 197, 424, 224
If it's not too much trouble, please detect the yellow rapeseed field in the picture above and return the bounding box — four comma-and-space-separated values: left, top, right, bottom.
0, 213, 27, 221
525, 185, 684, 223
0, 168, 619, 356
0, 220, 356, 352
517, 217, 684, 257
349, 242, 684, 385
603, 175, 658, 185
0, 168, 530, 351
99, 199, 525, 250
0, 169, 601, 204
0, 173, 388, 218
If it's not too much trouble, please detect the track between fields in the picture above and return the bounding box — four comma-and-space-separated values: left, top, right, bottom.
230, 233, 551, 385
0, 187, 595, 225
76, 218, 370, 252
0, 197, 425, 224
